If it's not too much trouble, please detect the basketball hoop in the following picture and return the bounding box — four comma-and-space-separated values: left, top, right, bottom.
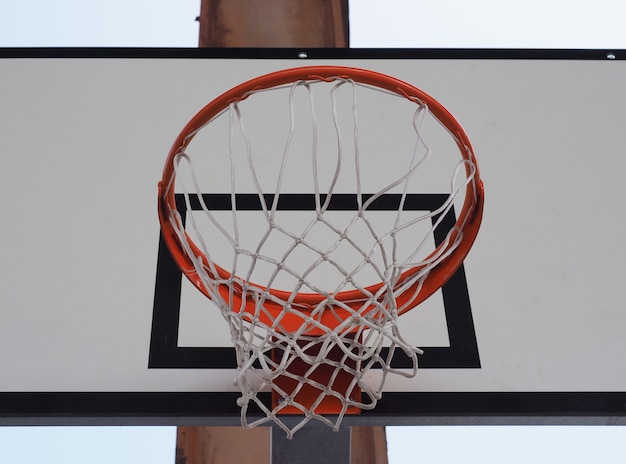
158, 66, 483, 437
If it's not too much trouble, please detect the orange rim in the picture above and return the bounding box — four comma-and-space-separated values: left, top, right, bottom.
158, 66, 484, 331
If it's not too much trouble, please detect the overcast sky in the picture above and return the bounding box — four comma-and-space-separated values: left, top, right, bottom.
2, 0, 626, 48
1, 1, 626, 463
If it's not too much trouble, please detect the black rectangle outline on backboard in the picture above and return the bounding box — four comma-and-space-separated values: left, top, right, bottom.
149, 193, 480, 370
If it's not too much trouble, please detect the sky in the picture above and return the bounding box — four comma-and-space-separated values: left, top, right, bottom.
2, 0, 626, 48
1, 1, 626, 463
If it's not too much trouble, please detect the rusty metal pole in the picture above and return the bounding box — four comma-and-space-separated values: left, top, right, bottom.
176, 425, 388, 464
198, 0, 349, 47
177, 1, 389, 462
176, 426, 271, 464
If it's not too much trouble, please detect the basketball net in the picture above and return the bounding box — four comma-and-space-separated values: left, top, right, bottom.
158, 67, 483, 437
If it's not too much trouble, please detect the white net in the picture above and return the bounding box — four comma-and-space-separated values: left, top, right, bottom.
160, 71, 480, 437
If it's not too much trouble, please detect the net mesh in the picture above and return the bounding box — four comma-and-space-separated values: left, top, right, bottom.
160, 74, 479, 437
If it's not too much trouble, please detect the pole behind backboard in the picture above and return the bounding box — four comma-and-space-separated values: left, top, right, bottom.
197, 0, 349, 48
187, 2, 372, 463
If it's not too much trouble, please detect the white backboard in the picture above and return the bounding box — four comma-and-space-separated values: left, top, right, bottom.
1, 48, 625, 425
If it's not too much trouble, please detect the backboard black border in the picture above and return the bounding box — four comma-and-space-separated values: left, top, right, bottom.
2, 392, 626, 426
0, 47, 624, 60
2, 48, 626, 424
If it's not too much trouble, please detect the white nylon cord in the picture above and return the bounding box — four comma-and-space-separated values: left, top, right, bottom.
163, 76, 478, 438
